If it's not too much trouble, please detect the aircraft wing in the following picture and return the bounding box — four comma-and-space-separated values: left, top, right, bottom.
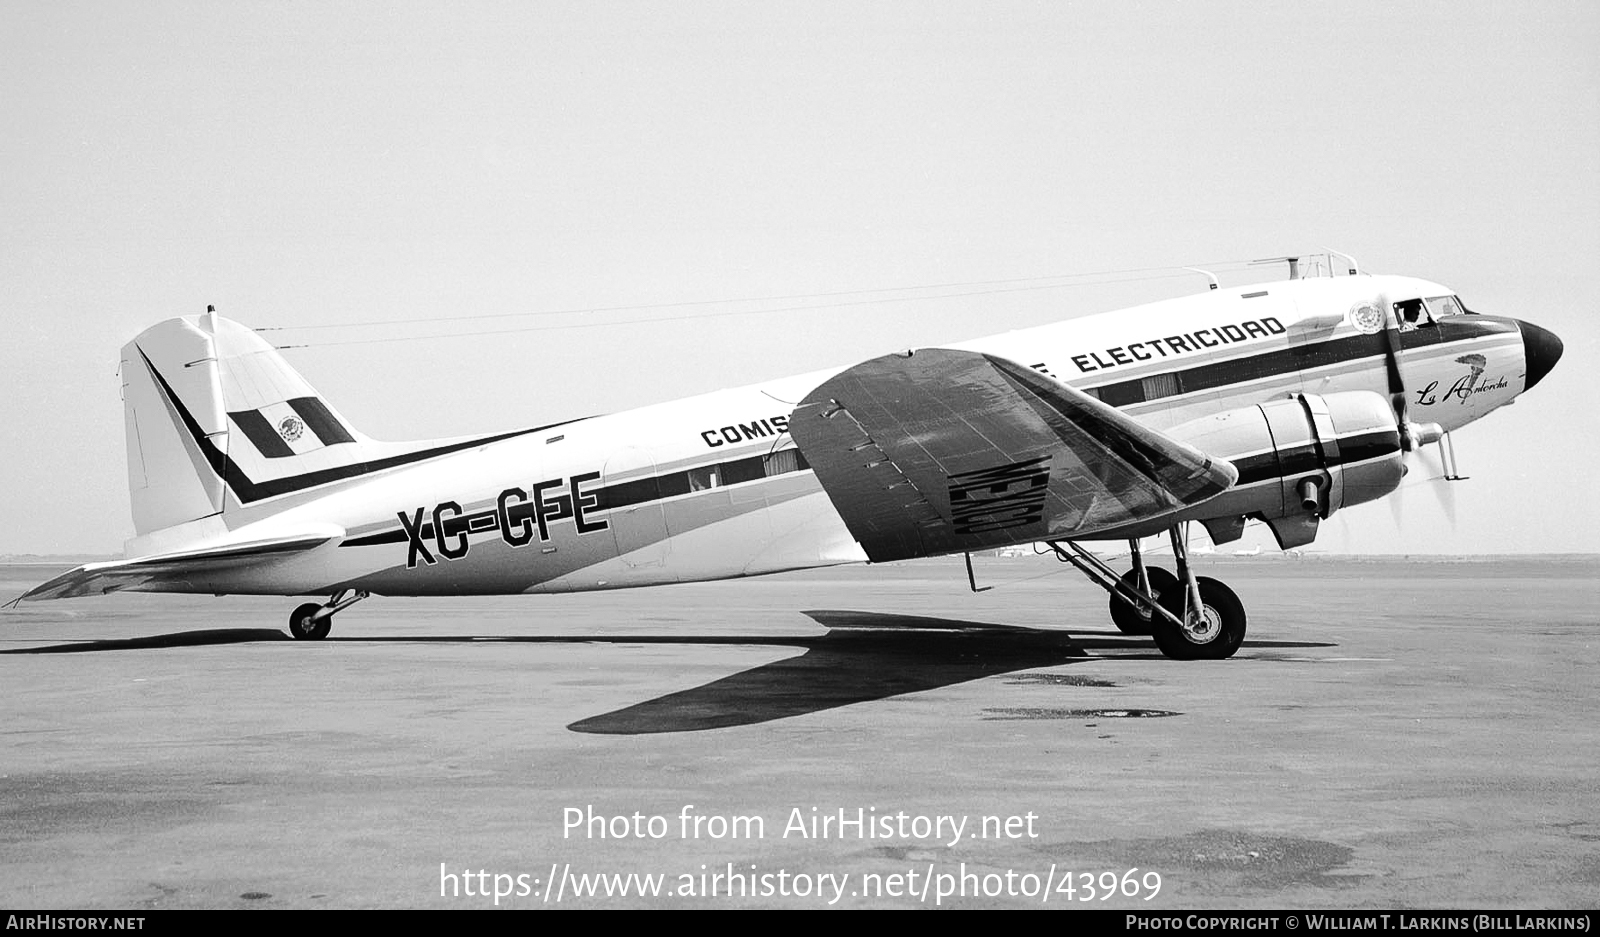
788, 349, 1237, 562
8, 532, 339, 604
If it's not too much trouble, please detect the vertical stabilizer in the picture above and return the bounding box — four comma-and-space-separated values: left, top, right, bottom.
120, 311, 540, 557
121, 312, 383, 540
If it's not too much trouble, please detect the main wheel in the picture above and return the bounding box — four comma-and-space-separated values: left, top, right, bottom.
1109, 567, 1179, 635
1150, 576, 1246, 660
289, 602, 332, 641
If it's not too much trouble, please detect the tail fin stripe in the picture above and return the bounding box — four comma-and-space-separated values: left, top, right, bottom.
143, 346, 582, 503
229, 408, 297, 458
139, 346, 233, 483
287, 396, 355, 446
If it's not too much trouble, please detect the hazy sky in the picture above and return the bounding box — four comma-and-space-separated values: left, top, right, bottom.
3, 2, 1596, 555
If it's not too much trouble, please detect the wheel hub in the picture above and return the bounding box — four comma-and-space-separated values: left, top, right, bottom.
1182, 604, 1222, 644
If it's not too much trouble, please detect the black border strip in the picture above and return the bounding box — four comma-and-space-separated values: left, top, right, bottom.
1231, 429, 1399, 486
139, 316, 1514, 508
139, 348, 582, 504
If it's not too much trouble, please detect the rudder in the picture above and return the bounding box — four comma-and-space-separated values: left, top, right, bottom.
122, 315, 228, 535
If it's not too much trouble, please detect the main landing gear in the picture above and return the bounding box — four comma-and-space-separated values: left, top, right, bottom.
1108, 555, 1178, 636
1049, 525, 1247, 660
288, 589, 369, 641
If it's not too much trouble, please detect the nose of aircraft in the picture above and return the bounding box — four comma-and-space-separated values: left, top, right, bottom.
1518, 321, 1564, 391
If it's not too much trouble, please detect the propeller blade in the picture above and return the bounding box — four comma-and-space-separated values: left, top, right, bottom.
1436, 475, 1459, 529
1375, 292, 1418, 450
1391, 445, 1459, 530
1413, 446, 1459, 529
1379, 296, 1407, 400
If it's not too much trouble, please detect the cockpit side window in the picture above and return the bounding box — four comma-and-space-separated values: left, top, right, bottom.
1425, 295, 1464, 318
1394, 298, 1432, 331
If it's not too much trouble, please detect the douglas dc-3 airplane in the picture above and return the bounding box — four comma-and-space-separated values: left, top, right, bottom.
13, 258, 1563, 659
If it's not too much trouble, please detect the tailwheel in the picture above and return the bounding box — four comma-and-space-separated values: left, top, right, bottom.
289, 602, 331, 641
1150, 576, 1246, 660
1109, 567, 1178, 635
287, 589, 369, 640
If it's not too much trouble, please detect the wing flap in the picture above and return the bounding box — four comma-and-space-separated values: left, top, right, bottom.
9, 532, 339, 603
789, 349, 1236, 562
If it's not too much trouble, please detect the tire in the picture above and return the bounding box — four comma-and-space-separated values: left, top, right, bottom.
289, 602, 332, 641
1150, 576, 1246, 660
1109, 567, 1179, 635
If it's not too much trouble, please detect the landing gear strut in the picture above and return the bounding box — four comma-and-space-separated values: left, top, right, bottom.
1050, 523, 1247, 660
1107, 538, 1178, 635
1148, 522, 1246, 659
288, 589, 369, 641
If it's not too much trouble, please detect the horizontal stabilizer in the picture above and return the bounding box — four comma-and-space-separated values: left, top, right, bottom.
788, 349, 1237, 562
9, 531, 340, 604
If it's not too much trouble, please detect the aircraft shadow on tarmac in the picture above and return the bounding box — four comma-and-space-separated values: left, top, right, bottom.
3, 613, 1331, 734
0, 628, 289, 653
570, 610, 1093, 734
558, 611, 1331, 735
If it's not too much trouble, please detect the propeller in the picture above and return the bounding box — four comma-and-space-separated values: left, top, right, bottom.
1389, 441, 1459, 530
1372, 292, 1460, 528
1374, 292, 1421, 452
1412, 443, 1459, 527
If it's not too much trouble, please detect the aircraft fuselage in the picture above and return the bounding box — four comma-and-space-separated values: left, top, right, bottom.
150, 273, 1554, 597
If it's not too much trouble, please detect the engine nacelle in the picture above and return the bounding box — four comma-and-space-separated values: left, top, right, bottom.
1164, 391, 1404, 549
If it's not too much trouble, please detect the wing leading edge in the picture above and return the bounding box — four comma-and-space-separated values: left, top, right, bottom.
788, 349, 1237, 562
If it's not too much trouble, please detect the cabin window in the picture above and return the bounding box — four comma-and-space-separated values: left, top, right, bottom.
687, 466, 719, 491
1141, 372, 1180, 400
1098, 382, 1144, 407
763, 449, 802, 476
720, 457, 766, 485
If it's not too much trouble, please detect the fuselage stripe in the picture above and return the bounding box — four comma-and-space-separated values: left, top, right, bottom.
339, 448, 814, 547
1084, 318, 1516, 407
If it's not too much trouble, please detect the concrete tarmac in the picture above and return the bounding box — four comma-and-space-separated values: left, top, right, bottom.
2, 555, 1597, 909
